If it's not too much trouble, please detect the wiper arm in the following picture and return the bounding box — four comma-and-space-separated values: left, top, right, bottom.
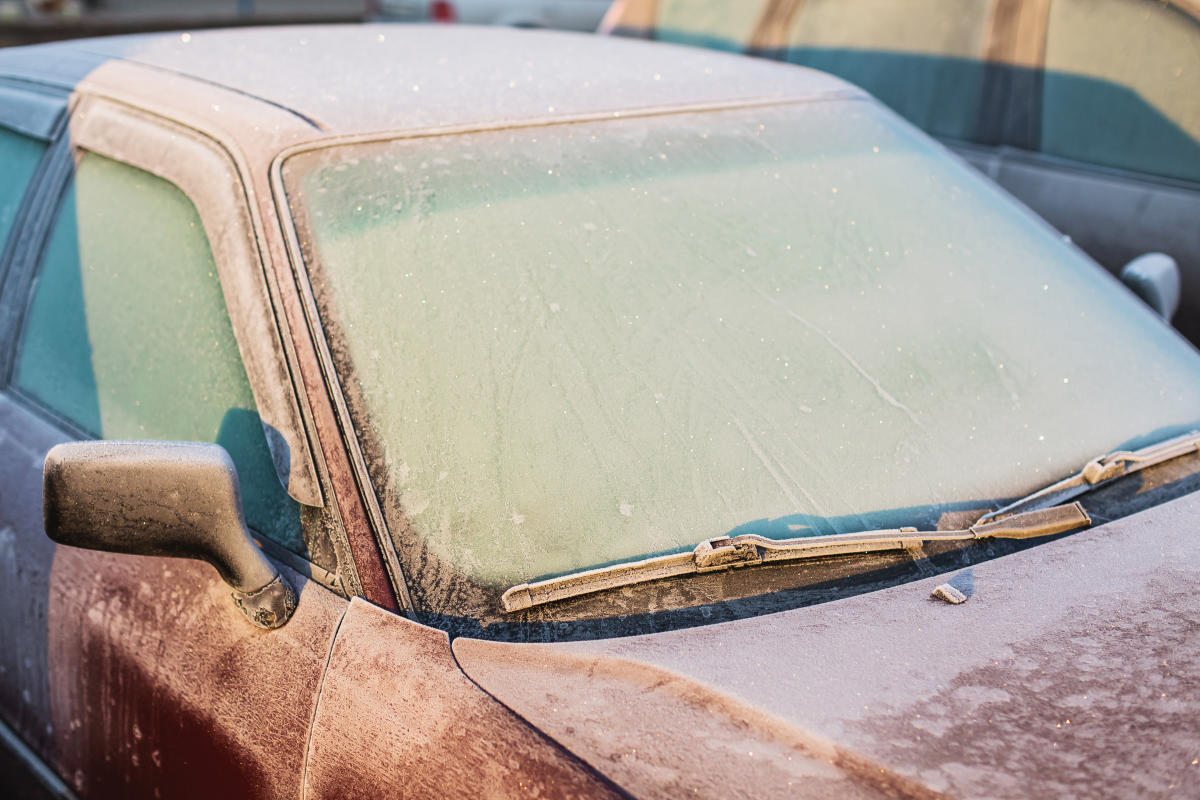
975, 430, 1200, 525
501, 502, 1090, 613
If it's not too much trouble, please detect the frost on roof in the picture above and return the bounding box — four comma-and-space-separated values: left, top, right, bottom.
39, 24, 860, 134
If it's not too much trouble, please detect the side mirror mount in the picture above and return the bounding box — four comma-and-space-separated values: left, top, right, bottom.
1120, 252, 1181, 321
43, 440, 296, 629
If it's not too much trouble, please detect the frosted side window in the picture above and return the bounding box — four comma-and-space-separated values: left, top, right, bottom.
15, 153, 303, 553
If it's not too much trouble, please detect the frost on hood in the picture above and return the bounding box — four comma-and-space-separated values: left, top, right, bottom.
284, 100, 1200, 621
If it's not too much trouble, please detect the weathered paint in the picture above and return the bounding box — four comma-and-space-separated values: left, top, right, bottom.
453, 637, 931, 799
455, 490, 1200, 799
46, 548, 345, 799
0, 389, 347, 799
302, 597, 623, 800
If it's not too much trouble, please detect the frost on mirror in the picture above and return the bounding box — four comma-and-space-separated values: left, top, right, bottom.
285, 100, 1200, 621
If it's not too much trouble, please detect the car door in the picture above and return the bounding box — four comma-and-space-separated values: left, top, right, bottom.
0, 76, 72, 800
0, 90, 349, 799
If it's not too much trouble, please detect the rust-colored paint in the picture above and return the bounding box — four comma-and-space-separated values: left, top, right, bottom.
302, 598, 624, 800
265, 233, 400, 613
46, 548, 346, 799
453, 638, 932, 800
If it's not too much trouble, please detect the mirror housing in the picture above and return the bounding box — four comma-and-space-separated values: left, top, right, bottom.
1120, 252, 1181, 321
43, 440, 296, 629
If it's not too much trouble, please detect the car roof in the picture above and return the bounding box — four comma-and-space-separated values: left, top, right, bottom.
0, 24, 864, 138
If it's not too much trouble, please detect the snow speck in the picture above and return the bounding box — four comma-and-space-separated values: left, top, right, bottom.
619, 503, 634, 517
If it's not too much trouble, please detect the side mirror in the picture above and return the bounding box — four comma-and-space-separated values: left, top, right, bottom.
43, 441, 296, 629
1120, 252, 1181, 321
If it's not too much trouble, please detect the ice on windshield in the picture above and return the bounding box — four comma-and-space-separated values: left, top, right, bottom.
284, 99, 1200, 620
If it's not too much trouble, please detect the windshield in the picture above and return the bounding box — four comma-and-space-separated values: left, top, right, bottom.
282, 99, 1200, 627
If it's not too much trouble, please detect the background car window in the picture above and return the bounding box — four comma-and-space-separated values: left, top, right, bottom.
0, 126, 46, 250
13, 153, 303, 553
1042, 0, 1200, 183
784, 0, 992, 141
655, 0, 765, 51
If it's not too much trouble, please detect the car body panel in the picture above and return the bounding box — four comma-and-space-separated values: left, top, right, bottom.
454, 489, 1200, 798
302, 596, 621, 799
57, 25, 861, 138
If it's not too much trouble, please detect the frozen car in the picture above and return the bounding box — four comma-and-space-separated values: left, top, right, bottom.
0, 24, 1198, 800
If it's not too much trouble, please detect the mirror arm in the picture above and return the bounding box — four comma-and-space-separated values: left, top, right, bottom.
43, 441, 297, 629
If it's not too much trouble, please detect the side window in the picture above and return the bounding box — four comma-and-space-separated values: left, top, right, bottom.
13, 152, 304, 553
0, 125, 46, 249
784, 0, 993, 141
1042, 0, 1200, 183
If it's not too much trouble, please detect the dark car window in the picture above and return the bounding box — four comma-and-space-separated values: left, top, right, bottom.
0, 126, 46, 251
1042, 0, 1200, 183
784, 0, 992, 141
13, 152, 303, 553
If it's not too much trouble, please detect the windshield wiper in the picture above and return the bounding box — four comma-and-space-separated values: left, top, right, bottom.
974, 430, 1200, 525
501, 502, 1090, 613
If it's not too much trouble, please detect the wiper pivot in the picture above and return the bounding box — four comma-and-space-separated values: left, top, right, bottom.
977, 431, 1200, 524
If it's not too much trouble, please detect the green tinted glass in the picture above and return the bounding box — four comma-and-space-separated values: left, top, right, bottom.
286, 100, 1200, 622
0, 126, 45, 251
15, 153, 302, 552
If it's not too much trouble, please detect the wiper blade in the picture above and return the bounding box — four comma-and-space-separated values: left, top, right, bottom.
975, 430, 1200, 525
501, 502, 1090, 613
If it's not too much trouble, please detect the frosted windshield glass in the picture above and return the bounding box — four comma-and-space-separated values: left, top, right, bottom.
284, 100, 1200, 621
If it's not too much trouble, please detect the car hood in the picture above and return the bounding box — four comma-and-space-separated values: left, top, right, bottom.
452, 490, 1200, 799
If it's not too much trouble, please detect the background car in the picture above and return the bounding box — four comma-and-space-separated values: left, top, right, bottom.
377, 0, 611, 29
601, 0, 1200, 344
1, 23, 1199, 799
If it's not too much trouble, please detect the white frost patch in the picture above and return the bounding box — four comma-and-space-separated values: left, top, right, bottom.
549, 302, 561, 313
619, 503, 634, 517
511, 512, 525, 525
404, 491, 431, 516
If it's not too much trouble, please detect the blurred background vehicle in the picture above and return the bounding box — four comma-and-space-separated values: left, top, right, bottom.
377, 0, 611, 30
602, 0, 1200, 344
0, 0, 368, 46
